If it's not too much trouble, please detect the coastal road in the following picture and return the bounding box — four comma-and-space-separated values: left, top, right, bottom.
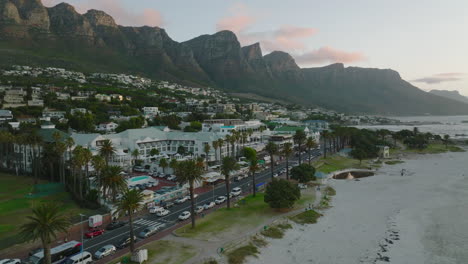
81, 149, 323, 256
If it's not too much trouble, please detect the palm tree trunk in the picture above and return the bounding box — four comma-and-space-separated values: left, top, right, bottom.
308, 148, 311, 165
189, 182, 196, 228
129, 211, 136, 253
298, 144, 302, 165
286, 157, 289, 180
79, 169, 83, 201
226, 176, 231, 209
270, 155, 274, 179
252, 171, 256, 197
323, 138, 327, 158
42, 238, 51, 264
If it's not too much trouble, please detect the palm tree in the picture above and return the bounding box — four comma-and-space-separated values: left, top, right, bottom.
220, 156, 239, 209
175, 160, 204, 228
322, 130, 330, 158
100, 166, 127, 202
81, 148, 93, 196
72, 146, 85, 199
203, 143, 211, 170
99, 139, 115, 165
443, 134, 450, 148
282, 142, 293, 180
149, 148, 159, 161
212, 141, 219, 164
306, 137, 317, 165
265, 142, 279, 179
20, 203, 70, 264
131, 149, 139, 165
159, 158, 168, 174
217, 139, 224, 161
259, 126, 266, 143
225, 135, 232, 157
169, 159, 178, 173
248, 158, 260, 197
293, 130, 306, 165
114, 189, 143, 253
26, 131, 43, 184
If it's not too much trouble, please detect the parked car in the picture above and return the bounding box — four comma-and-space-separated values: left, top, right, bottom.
163, 201, 175, 209
0, 259, 21, 264
231, 187, 242, 197
273, 173, 279, 178
175, 197, 188, 204
133, 166, 145, 172
85, 228, 105, 238
195, 206, 204, 214
185, 194, 198, 200
178, 211, 191, 221
64, 251, 92, 264
138, 225, 160, 238
116, 235, 136, 249
93, 245, 116, 259
156, 209, 170, 217
203, 201, 215, 210
215, 196, 227, 204
29, 248, 42, 256
167, 175, 177, 181
298, 183, 308, 189
149, 206, 164, 214
106, 221, 126, 230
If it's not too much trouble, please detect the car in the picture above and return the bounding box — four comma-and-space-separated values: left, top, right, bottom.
116, 235, 137, 249
138, 225, 161, 238
156, 209, 170, 217
231, 187, 242, 196
175, 197, 188, 204
85, 228, 105, 238
106, 221, 126, 230
133, 166, 145, 172
149, 206, 164, 214
167, 175, 177, 181
178, 211, 191, 221
204, 201, 215, 209
29, 248, 42, 256
215, 196, 226, 204
273, 173, 279, 178
298, 183, 308, 189
64, 251, 93, 264
0, 259, 21, 264
93, 245, 116, 259
163, 201, 175, 209
185, 194, 198, 200
195, 206, 204, 214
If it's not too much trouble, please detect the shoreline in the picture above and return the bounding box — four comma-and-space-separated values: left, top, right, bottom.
246, 149, 468, 264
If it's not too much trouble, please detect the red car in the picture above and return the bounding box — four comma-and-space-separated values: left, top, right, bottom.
85, 228, 105, 238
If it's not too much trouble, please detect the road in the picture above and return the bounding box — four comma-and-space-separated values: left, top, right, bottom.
82, 149, 323, 256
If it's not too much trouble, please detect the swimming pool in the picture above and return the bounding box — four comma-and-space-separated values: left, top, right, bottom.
130, 176, 150, 182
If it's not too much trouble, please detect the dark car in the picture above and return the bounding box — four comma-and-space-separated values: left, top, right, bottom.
116, 235, 136, 249
106, 221, 126, 230
163, 201, 174, 209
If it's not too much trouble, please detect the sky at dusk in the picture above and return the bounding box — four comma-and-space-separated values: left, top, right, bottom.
42, 0, 468, 96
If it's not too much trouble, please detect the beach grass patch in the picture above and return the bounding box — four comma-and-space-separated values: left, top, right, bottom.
277, 223, 292, 230
385, 160, 405, 165
325, 186, 336, 196
290, 210, 322, 225
261, 226, 284, 239
251, 235, 268, 247
227, 243, 259, 264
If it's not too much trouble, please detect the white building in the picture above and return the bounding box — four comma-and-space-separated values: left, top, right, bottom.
142, 107, 159, 117
96, 122, 118, 133
0, 110, 13, 122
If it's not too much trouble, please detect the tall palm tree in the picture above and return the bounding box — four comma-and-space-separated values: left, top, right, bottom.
282, 142, 293, 180
72, 146, 85, 199
306, 137, 318, 165
99, 139, 115, 165
212, 141, 219, 164
100, 165, 127, 202
203, 143, 211, 170
293, 130, 306, 165
248, 158, 260, 197
169, 159, 178, 172
26, 131, 43, 184
52, 134, 67, 184
265, 142, 279, 179
131, 149, 139, 165
159, 158, 168, 174
259, 126, 266, 143
20, 203, 70, 264
217, 139, 224, 161
225, 135, 232, 157
175, 160, 204, 228
220, 156, 239, 209
443, 134, 450, 148
114, 189, 143, 253
322, 130, 330, 158
81, 148, 93, 196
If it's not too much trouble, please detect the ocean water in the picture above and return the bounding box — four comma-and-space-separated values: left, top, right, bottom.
355, 115, 468, 139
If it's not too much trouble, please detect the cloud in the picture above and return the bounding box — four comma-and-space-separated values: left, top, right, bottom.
42, 0, 164, 27
411, 73, 465, 84
294, 46, 366, 65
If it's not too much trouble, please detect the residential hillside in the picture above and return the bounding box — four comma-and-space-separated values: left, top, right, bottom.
429, 90, 468, 104
1, 0, 468, 115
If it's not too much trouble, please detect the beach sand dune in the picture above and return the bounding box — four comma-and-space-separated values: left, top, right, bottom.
247, 152, 468, 264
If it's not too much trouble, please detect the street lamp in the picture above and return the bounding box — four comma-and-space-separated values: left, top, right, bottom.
79, 214, 85, 254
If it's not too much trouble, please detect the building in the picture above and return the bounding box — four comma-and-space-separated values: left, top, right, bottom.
269, 135, 294, 148
71, 108, 90, 115
95, 94, 111, 102
142, 107, 159, 117
0, 110, 13, 122
96, 122, 118, 133
303, 120, 329, 131
377, 145, 390, 159
42, 109, 66, 119
27, 99, 44, 107
273, 126, 320, 143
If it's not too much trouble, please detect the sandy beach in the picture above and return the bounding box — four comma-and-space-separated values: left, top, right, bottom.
247, 151, 468, 264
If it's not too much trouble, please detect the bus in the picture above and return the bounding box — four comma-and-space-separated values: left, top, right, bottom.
26, 241, 82, 264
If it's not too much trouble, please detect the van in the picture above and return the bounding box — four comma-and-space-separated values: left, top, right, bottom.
64, 251, 92, 264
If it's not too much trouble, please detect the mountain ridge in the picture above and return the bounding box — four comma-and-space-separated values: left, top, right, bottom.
1, 0, 468, 115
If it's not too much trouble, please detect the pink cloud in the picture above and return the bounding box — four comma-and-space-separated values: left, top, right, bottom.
294, 46, 367, 65
41, 0, 164, 27
411, 73, 465, 84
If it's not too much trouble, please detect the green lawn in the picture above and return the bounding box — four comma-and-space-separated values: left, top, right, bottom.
393, 143, 465, 155
175, 190, 315, 240
0, 173, 94, 250
313, 155, 377, 174
109, 240, 196, 264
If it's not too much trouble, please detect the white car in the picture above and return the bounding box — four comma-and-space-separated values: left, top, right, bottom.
273, 173, 279, 178
167, 175, 177, 181
178, 211, 191, 221
231, 187, 242, 197
185, 194, 198, 200
203, 201, 215, 210
149, 206, 164, 214
215, 196, 227, 204
156, 209, 170, 217
93, 245, 116, 259
195, 206, 204, 214
175, 197, 188, 204
0, 259, 21, 264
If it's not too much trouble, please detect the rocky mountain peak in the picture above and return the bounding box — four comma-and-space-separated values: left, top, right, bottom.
242, 42, 263, 61
84, 9, 117, 28
263, 51, 300, 72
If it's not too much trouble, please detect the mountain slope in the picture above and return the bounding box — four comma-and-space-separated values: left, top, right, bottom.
429, 90, 468, 104
1, 0, 468, 115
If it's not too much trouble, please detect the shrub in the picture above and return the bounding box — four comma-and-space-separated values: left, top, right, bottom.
261, 226, 284, 239
290, 164, 316, 183
264, 179, 301, 209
